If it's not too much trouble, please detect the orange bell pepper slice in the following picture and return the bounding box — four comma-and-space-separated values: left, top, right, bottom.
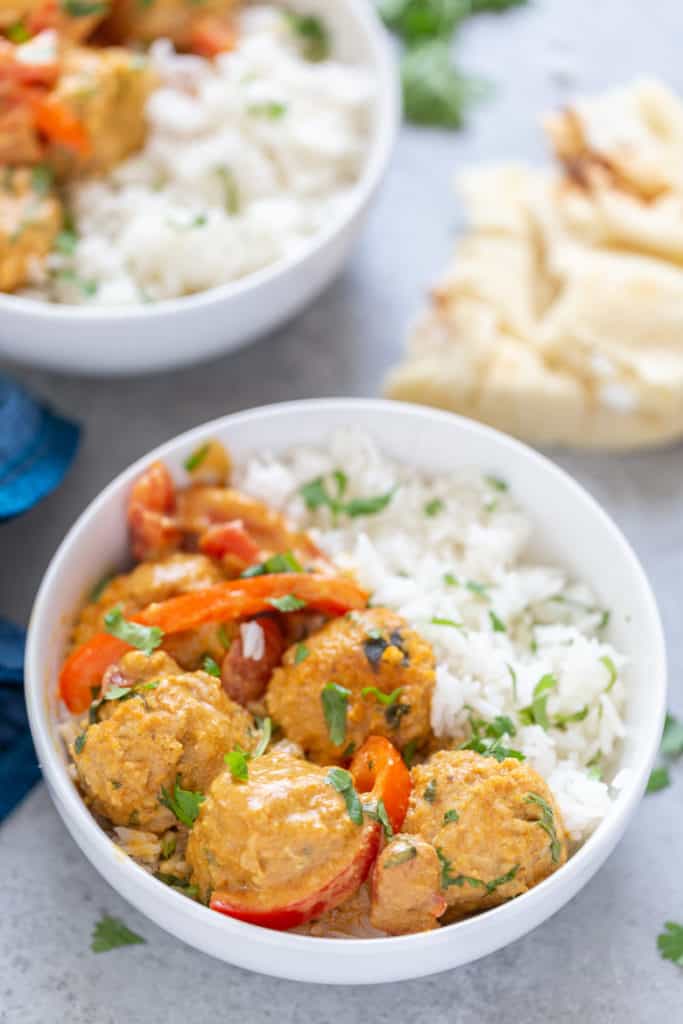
59, 573, 368, 713
351, 736, 412, 834
29, 93, 90, 155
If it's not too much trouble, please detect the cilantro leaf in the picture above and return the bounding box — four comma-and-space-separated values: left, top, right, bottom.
661, 712, 683, 758
267, 593, 307, 612
91, 915, 145, 953
646, 767, 670, 794
31, 164, 54, 197
224, 747, 250, 782
384, 842, 417, 868
424, 498, 444, 517
283, 10, 330, 61
241, 550, 304, 578
74, 732, 87, 754
443, 808, 459, 823
253, 717, 272, 758
89, 572, 113, 602
183, 443, 210, 472
402, 738, 418, 767
601, 655, 618, 691
361, 685, 403, 706
525, 792, 561, 863
215, 166, 240, 214
321, 682, 350, 746
299, 474, 396, 519
485, 474, 508, 492
401, 41, 490, 129
380, 0, 469, 44
364, 797, 394, 840
657, 922, 683, 967
423, 778, 438, 803
159, 777, 205, 827
103, 606, 163, 656
518, 673, 558, 730
248, 101, 287, 119
294, 643, 309, 664
326, 767, 363, 825
489, 610, 506, 632
202, 655, 221, 678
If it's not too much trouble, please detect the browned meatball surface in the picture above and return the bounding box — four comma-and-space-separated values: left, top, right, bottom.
404, 750, 568, 919
370, 834, 447, 935
266, 608, 435, 764
71, 652, 257, 832
186, 751, 368, 907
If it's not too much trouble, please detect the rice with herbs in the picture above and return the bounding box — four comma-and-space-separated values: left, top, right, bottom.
23, 5, 374, 305
235, 427, 629, 843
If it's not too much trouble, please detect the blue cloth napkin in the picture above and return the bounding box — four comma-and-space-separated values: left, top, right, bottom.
0, 375, 81, 821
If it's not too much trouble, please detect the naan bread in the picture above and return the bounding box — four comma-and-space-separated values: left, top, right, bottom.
385, 80, 683, 450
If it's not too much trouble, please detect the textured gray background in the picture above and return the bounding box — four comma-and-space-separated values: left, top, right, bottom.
2, 0, 682, 1020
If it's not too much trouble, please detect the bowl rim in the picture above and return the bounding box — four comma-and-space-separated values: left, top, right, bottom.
25, 398, 667, 977
0, 0, 400, 323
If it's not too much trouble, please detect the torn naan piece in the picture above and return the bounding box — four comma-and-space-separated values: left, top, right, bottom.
386, 80, 683, 450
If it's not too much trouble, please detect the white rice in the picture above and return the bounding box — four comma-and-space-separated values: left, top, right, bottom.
24, 5, 374, 305
235, 427, 629, 844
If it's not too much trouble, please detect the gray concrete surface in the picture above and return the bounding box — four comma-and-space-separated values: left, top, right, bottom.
2, 0, 682, 1019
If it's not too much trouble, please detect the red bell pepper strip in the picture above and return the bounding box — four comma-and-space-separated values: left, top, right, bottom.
199, 521, 261, 565
59, 573, 368, 713
351, 735, 412, 834
209, 822, 381, 931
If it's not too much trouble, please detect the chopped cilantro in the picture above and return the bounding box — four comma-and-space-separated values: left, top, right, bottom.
91, 914, 145, 953
525, 792, 561, 862
460, 733, 524, 762
402, 738, 418, 767
299, 474, 396, 519
61, 0, 109, 15
89, 572, 113, 602
661, 712, 683, 758
248, 101, 287, 118
267, 593, 307, 612
158, 777, 205, 827
6, 21, 30, 42
156, 874, 199, 900
224, 747, 250, 782
443, 572, 459, 586
379, 0, 469, 43
552, 706, 589, 729
202, 655, 221, 678
385, 701, 411, 729
646, 767, 670, 794
321, 682, 350, 746
601, 655, 618, 691
401, 40, 490, 129
55, 228, 78, 255
364, 797, 393, 840
361, 685, 403, 706
31, 164, 54, 197
443, 808, 459, 824
241, 550, 303, 577
384, 843, 417, 868
657, 922, 683, 967
465, 580, 489, 600
160, 833, 176, 860
430, 616, 464, 630
217, 623, 232, 650
437, 848, 518, 892
326, 767, 363, 825
55, 268, 98, 296
485, 474, 508, 492
294, 643, 310, 664
283, 10, 330, 61
183, 443, 210, 472
103, 606, 163, 656
423, 778, 438, 803
518, 673, 557, 730
215, 166, 240, 215
74, 732, 87, 755
489, 610, 506, 633
253, 717, 272, 758
424, 498, 444, 517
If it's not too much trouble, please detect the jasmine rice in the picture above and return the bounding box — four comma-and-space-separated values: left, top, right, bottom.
236, 427, 629, 843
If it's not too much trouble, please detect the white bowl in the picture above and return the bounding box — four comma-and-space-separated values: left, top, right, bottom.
0, 3, 399, 377
26, 399, 666, 984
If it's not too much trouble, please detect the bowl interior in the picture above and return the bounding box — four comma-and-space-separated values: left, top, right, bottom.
26, 400, 666, 983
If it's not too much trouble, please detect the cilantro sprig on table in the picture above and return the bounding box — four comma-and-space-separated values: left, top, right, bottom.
378, 0, 527, 129
647, 711, 683, 795
91, 915, 145, 953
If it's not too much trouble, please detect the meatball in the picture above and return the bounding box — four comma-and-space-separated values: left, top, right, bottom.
71, 655, 257, 832
266, 608, 435, 764
102, 0, 239, 50
403, 750, 568, 919
187, 751, 369, 908
370, 834, 447, 935
0, 167, 61, 291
